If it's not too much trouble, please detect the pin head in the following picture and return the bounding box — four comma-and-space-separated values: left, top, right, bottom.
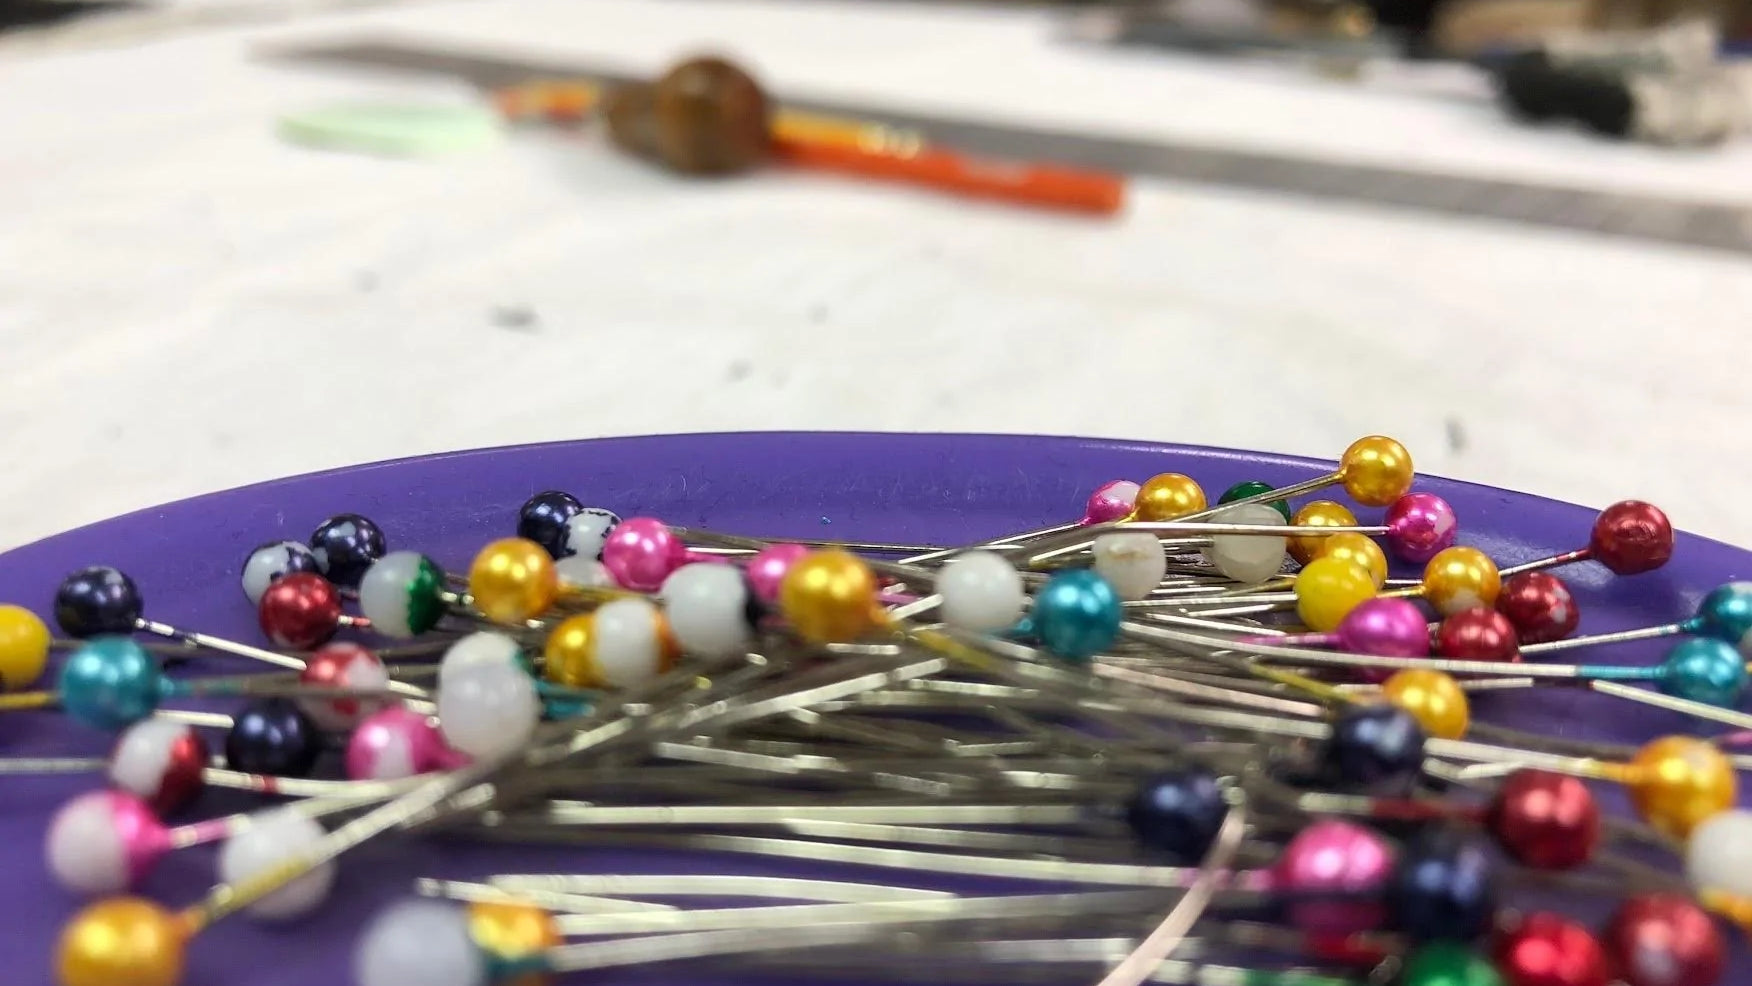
779, 549, 882, 645
309, 513, 387, 588
1131, 473, 1206, 522
661, 562, 756, 658
217, 807, 335, 921
1628, 736, 1735, 839
1334, 598, 1431, 660
1319, 532, 1388, 588
1325, 703, 1426, 787
605, 56, 772, 176
600, 518, 688, 594
437, 655, 542, 760
1294, 556, 1377, 633
240, 541, 321, 607
1400, 943, 1504, 986
1436, 608, 1520, 662
1422, 547, 1501, 616
1270, 819, 1393, 934
59, 637, 162, 731
1217, 480, 1292, 521
109, 719, 209, 814
55, 566, 141, 638
1288, 501, 1358, 565
358, 551, 448, 639
355, 899, 488, 986
1693, 582, 1752, 652
1685, 809, 1752, 900
746, 543, 810, 605
1602, 893, 1724, 986
556, 597, 677, 689
1386, 827, 1498, 942
1488, 769, 1599, 870
1589, 500, 1673, 576
46, 790, 168, 896
1658, 638, 1746, 707
1493, 913, 1612, 986
1382, 669, 1469, 740
516, 491, 583, 559
564, 508, 621, 562
0, 603, 51, 690
468, 538, 559, 625
1385, 492, 1458, 564
1338, 436, 1414, 507
936, 551, 1027, 633
467, 900, 561, 986
1084, 480, 1142, 524
258, 572, 344, 650
347, 706, 459, 781
1091, 532, 1167, 602
1204, 503, 1289, 584
226, 698, 322, 778
1495, 573, 1578, 645
298, 642, 391, 731
1030, 569, 1122, 662
1124, 768, 1226, 864
55, 897, 187, 986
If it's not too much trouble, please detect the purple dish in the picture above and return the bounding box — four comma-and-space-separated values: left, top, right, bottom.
2, 432, 1746, 984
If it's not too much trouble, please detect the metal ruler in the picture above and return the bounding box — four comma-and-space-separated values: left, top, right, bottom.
267, 38, 1752, 255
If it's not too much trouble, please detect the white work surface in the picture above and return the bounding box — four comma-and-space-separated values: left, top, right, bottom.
2, 0, 1749, 551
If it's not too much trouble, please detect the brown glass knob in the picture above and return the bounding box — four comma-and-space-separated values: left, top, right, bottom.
604, 56, 772, 175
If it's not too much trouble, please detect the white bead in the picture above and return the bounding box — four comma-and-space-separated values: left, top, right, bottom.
217, 807, 334, 921
45, 792, 131, 895
438, 660, 540, 760
555, 556, 615, 590
937, 551, 1026, 633
1203, 504, 1288, 584
354, 899, 488, 986
358, 551, 429, 638
591, 597, 666, 687
1686, 808, 1752, 896
241, 541, 318, 606
565, 508, 621, 560
1092, 533, 1167, 601
439, 631, 522, 683
661, 563, 751, 658
107, 718, 187, 801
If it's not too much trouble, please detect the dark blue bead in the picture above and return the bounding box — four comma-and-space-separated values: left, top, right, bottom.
1126, 769, 1227, 863
1326, 704, 1426, 787
226, 698, 322, 777
309, 514, 387, 588
54, 566, 142, 637
517, 491, 584, 559
1387, 828, 1498, 941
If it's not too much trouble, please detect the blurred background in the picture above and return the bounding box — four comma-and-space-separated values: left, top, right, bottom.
1, 0, 1747, 550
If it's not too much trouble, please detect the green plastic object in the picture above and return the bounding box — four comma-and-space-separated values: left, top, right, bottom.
277, 103, 504, 157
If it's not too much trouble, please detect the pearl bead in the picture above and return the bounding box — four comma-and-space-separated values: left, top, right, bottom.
1294, 556, 1377, 633
0, 603, 50, 691
1125, 768, 1226, 863
1339, 435, 1414, 506
516, 491, 583, 559
354, 900, 488, 986
297, 642, 390, 731
467, 900, 562, 986
309, 513, 387, 588
359, 551, 448, 639
779, 550, 882, 645
108, 718, 209, 813
47, 791, 153, 895
1319, 533, 1388, 589
59, 637, 163, 731
1629, 736, 1736, 839
591, 597, 675, 687
55, 897, 187, 986
347, 707, 459, 781
1270, 819, 1393, 935
240, 540, 320, 606
1203, 503, 1288, 584
1489, 769, 1600, 871
564, 508, 620, 560
1092, 533, 1166, 602
1132, 473, 1206, 522
438, 660, 540, 760
225, 698, 322, 778
661, 563, 753, 658
217, 807, 334, 921
554, 556, 615, 590
1030, 569, 1122, 662
1685, 809, 1752, 897
441, 631, 523, 682
1423, 547, 1501, 617
468, 538, 559, 625
936, 551, 1025, 632
1288, 501, 1358, 565
1382, 669, 1469, 740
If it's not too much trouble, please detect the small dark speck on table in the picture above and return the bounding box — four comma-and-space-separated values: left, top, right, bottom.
491, 304, 539, 331
354, 271, 378, 293
820, 516, 832, 525
726, 359, 753, 382
808, 305, 828, 324
1445, 418, 1467, 453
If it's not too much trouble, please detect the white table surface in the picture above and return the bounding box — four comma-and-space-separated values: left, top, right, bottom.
2, 0, 1749, 552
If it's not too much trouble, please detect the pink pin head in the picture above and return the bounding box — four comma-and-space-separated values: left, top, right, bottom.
1334, 598, 1431, 681
1384, 493, 1458, 564
1082, 480, 1141, 525
346, 706, 466, 781
601, 517, 690, 593
746, 543, 810, 605
1270, 819, 1394, 935
106, 718, 209, 814
299, 642, 391, 732
45, 790, 170, 895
